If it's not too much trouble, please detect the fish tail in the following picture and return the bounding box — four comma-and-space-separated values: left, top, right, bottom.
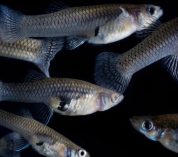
162, 55, 178, 81
36, 38, 64, 77
94, 52, 132, 93
0, 5, 23, 42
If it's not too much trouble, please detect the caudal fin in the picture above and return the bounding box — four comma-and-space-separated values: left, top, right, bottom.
0, 5, 23, 42
162, 55, 178, 81
94, 52, 132, 93
36, 38, 64, 77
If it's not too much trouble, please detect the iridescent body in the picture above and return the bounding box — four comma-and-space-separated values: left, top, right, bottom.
0, 4, 163, 46
0, 78, 123, 115
0, 109, 90, 157
95, 17, 178, 93
130, 114, 178, 153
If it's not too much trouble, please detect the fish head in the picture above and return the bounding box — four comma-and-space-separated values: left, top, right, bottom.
130, 114, 178, 153
133, 4, 163, 31
31, 134, 90, 157
98, 90, 124, 111
130, 116, 164, 141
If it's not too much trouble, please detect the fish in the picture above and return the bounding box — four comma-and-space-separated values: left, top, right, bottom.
0, 103, 54, 157
0, 133, 21, 157
95, 17, 178, 94
0, 3, 163, 50
0, 38, 63, 77
0, 76, 124, 116
130, 114, 178, 153
0, 109, 90, 157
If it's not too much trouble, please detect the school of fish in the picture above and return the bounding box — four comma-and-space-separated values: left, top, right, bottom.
0, 0, 177, 156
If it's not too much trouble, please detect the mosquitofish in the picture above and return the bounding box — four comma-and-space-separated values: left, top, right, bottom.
0, 38, 63, 77
0, 3, 163, 49
95, 17, 178, 93
0, 103, 54, 156
0, 77, 123, 115
0, 109, 90, 157
130, 114, 178, 154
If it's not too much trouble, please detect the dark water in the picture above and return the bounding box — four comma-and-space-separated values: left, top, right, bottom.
0, 0, 177, 156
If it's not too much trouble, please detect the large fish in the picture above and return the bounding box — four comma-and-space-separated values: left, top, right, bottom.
0, 77, 123, 115
0, 3, 163, 49
0, 109, 90, 157
130, 114, 178, 154
0, 38, 63, 77
95, 17, 178, 93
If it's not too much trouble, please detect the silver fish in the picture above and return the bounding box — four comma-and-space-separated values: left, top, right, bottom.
130, 114, 178, 153
0, 77, 123, 116
0, 38, 63, 77
0, 3, 163, 50
95, 17, 178, 93
0, 109, 90, 157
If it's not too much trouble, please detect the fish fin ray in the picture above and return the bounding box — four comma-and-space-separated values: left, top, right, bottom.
94, 52, 131, 93
162, 55, 178, 81
45, 1, 69, 13
37, 38, 64, 77
0, 5, 23, 42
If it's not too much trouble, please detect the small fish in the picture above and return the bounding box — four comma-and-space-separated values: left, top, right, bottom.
0, 103, 54, 157
0, 133, 21, 157
0, 3, 163, 50
95, 17, 178, 93
0, 38, 63, 77
0, 109, 90, 157
0, 76, 123, 116
130, 114, 178, 153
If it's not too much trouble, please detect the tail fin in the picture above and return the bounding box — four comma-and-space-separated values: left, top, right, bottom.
36, 38, 64, 77
94, 52, 132, 93
0, 5, 23, 42
162, 55, 178, 81
0, 149, 20, 157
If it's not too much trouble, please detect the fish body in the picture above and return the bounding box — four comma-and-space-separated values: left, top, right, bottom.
130, 114, 178, 153
95, 17, 178, 93
0, 78, 123, 115
0, 3, 163, 49
0, 38, 63, 77
0, 109, 90, 157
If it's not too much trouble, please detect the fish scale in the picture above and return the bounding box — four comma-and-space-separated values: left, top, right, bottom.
0, 109, 86, 155
0, 78, 123, 116
95, 17, 178, 93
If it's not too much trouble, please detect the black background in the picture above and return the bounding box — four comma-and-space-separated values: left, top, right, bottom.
0, 0, 177, 157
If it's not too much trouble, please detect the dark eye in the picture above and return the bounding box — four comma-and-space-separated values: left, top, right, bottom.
142, 120, 154, 131
147, 6, 155, 15
36, 142, 44, 146
79, 150, 87, 157
58, 101, 69, 111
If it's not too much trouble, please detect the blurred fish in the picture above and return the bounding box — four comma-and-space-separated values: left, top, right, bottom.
0, 133, 21, 157
0, 38, 63, 77
0, 76, 123, 115
0, 103, 54, 157
0, 3, 163, 49
95, 17, 178, 93
130, 114, 178, 153
0, 109, 90, 157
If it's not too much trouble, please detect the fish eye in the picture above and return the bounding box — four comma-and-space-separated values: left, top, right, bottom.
147, 6, 155, 15
36, 142, 44, 146
58, 101, 69, 111
78, 149, 87, 157
142, 120, 154, 131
